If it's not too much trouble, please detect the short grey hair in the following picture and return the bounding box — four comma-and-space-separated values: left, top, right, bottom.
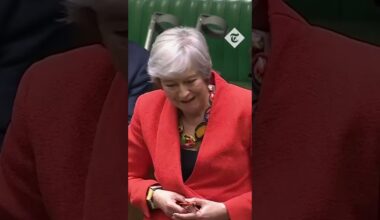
148, 27, 212, 82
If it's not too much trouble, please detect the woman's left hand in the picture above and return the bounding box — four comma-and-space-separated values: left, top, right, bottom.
172, 198, 229, 220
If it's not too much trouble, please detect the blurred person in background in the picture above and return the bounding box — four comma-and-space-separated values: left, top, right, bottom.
253, 0, 380, 219
0, 0, 83, 149
0, 0, 151, 219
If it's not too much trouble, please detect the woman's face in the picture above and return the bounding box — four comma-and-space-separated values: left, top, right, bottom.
160, 71, 210, 117
92, 0, 129, 76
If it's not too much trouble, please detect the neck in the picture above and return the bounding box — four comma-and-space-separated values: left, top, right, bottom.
181, 110, 205, 125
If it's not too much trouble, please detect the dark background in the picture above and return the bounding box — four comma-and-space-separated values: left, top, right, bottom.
286, 0, 380, 46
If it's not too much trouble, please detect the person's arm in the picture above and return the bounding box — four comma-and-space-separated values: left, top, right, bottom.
128, 98, 160, 217
128, 98, 186, 218
222, 115, 253, 219
0, 69, 49, 219
224, 191, 252, 219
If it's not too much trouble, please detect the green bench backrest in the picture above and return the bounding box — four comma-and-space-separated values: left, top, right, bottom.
129, 0, 252, 88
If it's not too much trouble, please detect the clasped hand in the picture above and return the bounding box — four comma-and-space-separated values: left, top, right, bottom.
153, 189, 229, 220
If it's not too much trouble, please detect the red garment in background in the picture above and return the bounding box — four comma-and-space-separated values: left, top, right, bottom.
0, 45, 130, 220
253, 0, 380, 219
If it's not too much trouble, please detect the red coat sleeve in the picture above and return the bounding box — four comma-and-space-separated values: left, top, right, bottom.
225, 117, 252, 220
128, 97, 159, 218
225, 191, 252, 220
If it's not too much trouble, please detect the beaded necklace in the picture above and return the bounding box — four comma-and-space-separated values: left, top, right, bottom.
179, 84, 215, 150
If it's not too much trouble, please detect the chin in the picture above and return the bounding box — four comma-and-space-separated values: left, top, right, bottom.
186, 108, 203, 117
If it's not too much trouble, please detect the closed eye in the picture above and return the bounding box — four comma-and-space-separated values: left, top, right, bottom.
186, 79, 196, 84
164, 84, 176, 87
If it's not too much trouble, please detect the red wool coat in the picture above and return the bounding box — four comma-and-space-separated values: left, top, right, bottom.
128, 73, 252, 220
253, 0, 380, 219
0, 45, 131, 220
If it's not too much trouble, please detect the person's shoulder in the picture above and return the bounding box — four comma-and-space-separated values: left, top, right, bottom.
128, 41, 146, 51
128, 41, 149, 59
136, 89, 166, 106
217, 75, 251, 101
227, 84, 251, 98
128, 42, 149, 82
225, 84, 252, 111
17, 44, 116, 112
132, 89, 167, 121
24, 44, 115, 89
30, 44, 112, 75
128, 41, 149, 55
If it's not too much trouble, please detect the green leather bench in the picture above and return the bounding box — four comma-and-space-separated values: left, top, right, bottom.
129, 0, 252, 89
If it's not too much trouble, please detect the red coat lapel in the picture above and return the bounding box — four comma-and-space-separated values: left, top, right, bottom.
154, 99, 183, 190
153, 95, 205, 198
153, 72, 231, 198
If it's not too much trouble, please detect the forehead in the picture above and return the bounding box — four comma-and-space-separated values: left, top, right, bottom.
160, 70, 200, 82
91, 0, 128, 20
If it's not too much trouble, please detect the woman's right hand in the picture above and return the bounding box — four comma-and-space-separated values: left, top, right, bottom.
153, 189, 187, 217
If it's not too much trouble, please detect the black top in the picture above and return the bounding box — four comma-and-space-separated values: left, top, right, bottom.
180, 148, 199, 181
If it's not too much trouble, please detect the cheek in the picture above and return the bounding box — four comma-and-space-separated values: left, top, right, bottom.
163, 90, 178, 102
193, 83, 208, 96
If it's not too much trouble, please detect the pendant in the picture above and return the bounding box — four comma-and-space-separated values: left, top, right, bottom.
195, 122, 207, 140
182, 134, 196, 148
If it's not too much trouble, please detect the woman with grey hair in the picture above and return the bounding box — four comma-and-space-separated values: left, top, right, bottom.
128, 27, 252, 220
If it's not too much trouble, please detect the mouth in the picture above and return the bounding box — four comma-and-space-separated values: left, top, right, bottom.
181, 97, 195, 104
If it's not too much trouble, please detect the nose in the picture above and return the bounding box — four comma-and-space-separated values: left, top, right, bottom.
178, 84, 190, 100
